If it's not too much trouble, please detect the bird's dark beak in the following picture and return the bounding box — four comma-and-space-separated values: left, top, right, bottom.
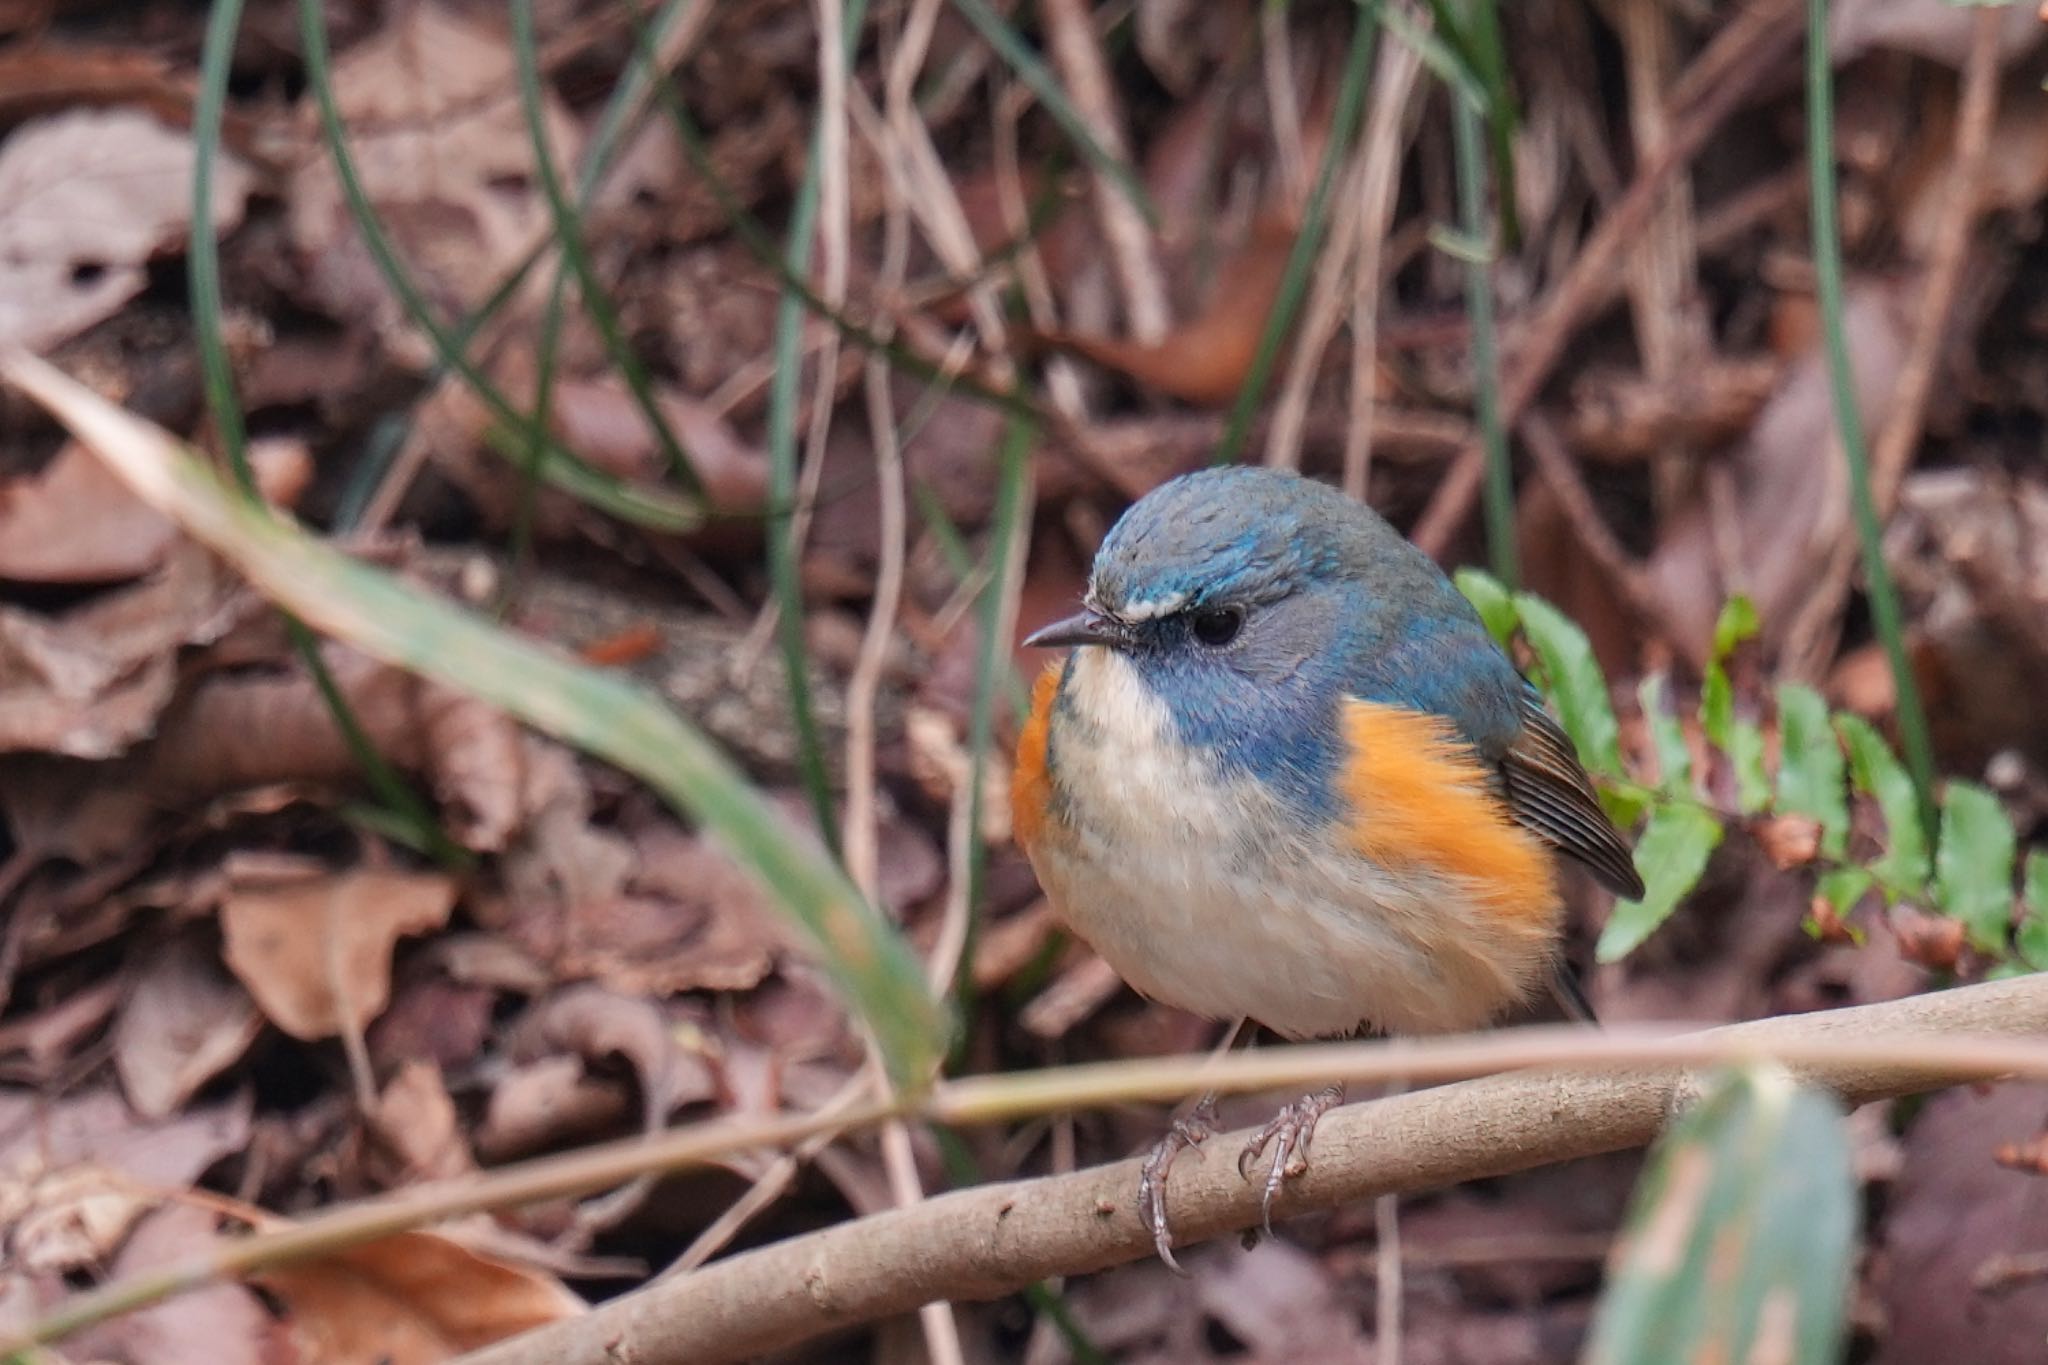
1023, 608, 1129, 651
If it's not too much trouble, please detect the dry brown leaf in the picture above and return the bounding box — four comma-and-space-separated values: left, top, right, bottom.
1029, 212, 1298, 406
0, 439, 176, 582
367, 1061, 474, 1187
508, 985, 714, 1129
0, 1087, 251, 1193
0, 539, 245, 758
1896, 71, 2048, 260
286, 4, 580, 353
65, 1204, 281, 1365
258, 1225, 586, 1362
1, 1161, 153, 1274
366, 970, 497, 1075
549, 376, 770, 515
0, 1088, 251, 1274
474, 1054, 633, 1163
220, 865, 458, 1041
0, 108, 252, 352
113, 930, 263, 1119
143, 640, 554, 853
1645, 282, 1913, 662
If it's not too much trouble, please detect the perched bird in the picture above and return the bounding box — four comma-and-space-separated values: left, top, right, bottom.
1011, 466, 1641, 1265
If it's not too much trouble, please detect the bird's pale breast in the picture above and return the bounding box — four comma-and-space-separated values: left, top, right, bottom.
1014, 653, 1562, 1038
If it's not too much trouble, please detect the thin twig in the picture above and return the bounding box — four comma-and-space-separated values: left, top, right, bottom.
1343, 13, 1427, 502
1264, 25, 1423, 473
456, 976, 2048, 1365
1779, 5, 2003, 680
1037, 0, 1170, 341
1517, 410, 1682, 647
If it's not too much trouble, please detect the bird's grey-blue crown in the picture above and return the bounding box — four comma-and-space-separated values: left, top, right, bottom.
1088, 467, 1388, 617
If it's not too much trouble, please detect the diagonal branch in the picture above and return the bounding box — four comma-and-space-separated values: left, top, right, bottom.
461, 975, 2048, 1365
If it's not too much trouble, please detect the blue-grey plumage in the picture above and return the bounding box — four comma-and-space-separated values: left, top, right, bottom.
1050, 466, 1641, 903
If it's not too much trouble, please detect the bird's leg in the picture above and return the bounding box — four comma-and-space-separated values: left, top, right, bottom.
1237, 1083, 1345, 1236
1137, 1018, 1251, 1272
1137, 1090, 1218, 1273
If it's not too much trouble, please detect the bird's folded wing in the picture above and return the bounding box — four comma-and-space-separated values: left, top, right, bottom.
1498, 697, 1646, 900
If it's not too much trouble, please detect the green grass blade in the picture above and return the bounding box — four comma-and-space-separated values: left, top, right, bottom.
1450, 80, 1514, 585
1597, 801, 1722, 961
760, 0, 874, 855
952, 416, 1034, 1031
1585, 1066, 1856, 1365
0, 351, 948, 1087
193, 0, 461, 866
945, 0, 1157, 226
1216, 2, 1381, 465
294, 0, 702, 533
510, 0, 700, 494
1806, 0, 1938, 848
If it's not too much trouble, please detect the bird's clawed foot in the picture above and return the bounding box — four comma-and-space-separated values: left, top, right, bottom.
1137, 1092, 1219, 1274
1237, 1084, 1345, 1235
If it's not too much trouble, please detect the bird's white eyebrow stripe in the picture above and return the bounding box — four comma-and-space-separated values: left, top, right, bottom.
1113, 590, 1188, 622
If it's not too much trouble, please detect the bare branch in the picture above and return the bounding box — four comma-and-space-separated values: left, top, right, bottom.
461, 974, 2048, 1365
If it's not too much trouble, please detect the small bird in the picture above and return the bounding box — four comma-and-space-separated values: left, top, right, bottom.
1011, 466, 1642, 1265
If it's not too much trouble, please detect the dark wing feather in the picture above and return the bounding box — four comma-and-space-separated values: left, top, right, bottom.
1498, 695, 1645, 900
1545, 959, 1600, 1024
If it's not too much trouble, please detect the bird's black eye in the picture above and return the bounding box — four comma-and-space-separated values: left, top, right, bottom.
1190, 604, 1245, 647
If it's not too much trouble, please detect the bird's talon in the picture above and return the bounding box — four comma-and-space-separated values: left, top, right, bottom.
1137, 1092, 1218, 1271
1237, 1085, 1345, 1236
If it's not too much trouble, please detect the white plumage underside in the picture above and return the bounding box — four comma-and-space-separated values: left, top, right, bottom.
1035, 650, 1533, 1038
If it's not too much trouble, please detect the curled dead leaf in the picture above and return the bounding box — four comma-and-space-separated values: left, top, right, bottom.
1754, 814, 1823, 871
1888, 904, 1966, 974
113, 930, 263, 1119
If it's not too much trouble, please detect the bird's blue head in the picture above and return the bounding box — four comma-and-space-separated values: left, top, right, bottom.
1027, 467, 1521, 819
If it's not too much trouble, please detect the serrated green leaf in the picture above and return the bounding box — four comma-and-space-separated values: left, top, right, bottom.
1454, 567, 1518, 648
1597, 803, 1724, 961
1836, 714, 1930, 896
1638, 674, 1692, 796
1513, 592, 1622, 778
2022, 852, 2048, 972
1935, 781, 2017, 952
1816, 866, 1875, 918
1585, 1066, 1856, 1365
1711, 594, 1760, 664
1775, 684, 1850, 856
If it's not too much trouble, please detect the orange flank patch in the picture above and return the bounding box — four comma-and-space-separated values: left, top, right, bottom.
1011, 664, 1062, 851
1340, 700, 1558, 926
